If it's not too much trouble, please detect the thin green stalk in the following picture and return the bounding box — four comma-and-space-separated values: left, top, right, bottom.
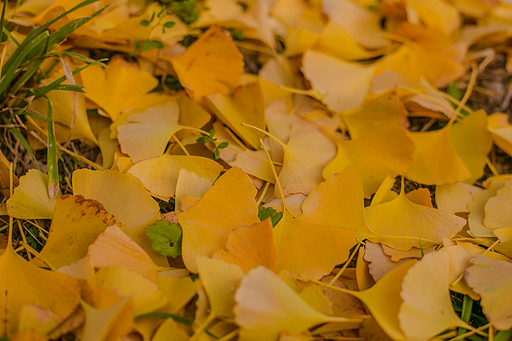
457, 295, 474, 337
45, 97, 58, 198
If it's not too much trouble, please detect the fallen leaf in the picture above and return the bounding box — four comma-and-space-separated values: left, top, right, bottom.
483, 178, 512, 229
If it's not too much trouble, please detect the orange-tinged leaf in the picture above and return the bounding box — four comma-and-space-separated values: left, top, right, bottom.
0, 247, 81, 338
178, 167, 260, 273
196, 256, 245, 318
213, 219, 276, 274
72, 169, 165, 266
127, 154, 223, 201
436, 182, 483, 214
278, 123, 336, 198
205, 82, 266, 149
87, 225, 160, 281
406, 125, 471, 185
365, 187, 466, 250
465, 255, 512, 330
323, 126, 414, 198
302, 50, 375, 112
7, 169, 61, 219
234, 266, 363, 341
36, 195, 116, 269
300, 166, 373, 241
171, 26, 244, 100
399, 245, 472, 340
273, 206, 357, 279
80, 57, 158, 121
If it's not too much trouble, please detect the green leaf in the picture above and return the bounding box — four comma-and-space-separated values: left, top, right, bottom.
151, 40, 165, 49
257, 207, 282, 227
146, 220, 182, 258
163, 21, 176, 28
142, 39, 153, 52
140, 19, 150, 27
217, 141, 228, 149
495, 328, 512, 341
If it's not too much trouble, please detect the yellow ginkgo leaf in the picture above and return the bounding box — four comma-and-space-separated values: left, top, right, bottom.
273, 206, 358, 279
234, 266, 363, 341
171, 26, 244, 100
87, 225, 160, 281
117, 97, 184, 163
0, 247, 81, 338
127, 154, 223, 201
399, 245, 472, 340
80, 57, 158, 121
465, 255, 512, 330
178, 167, 260, 273
484, 178, 512, 229
365, 185, 466, 251
156, 276, 202, 313
436, 182, 483, 214
277, 123, 336, 198
95, 267, 168, 316
405, 0, 460, 34
36, 195, 116, 269
339, 92, 409, 139
196, 256, 245, 319
300, 166, 373, 241
488, 112, 512, 156
406, 124, 471, 185
7, 169, 61, 219
468, 179, 504, 237
175, 169, 213, 214
206, 82, 266, 149
213, 219, 276, 274
302, 50, 376, 112
79, 297, 133, 341
72, 169, 165, 266
494, 227, 512, 258
152, 318, 189, 341
449, 110, 493, 184
323, 126, 414, 198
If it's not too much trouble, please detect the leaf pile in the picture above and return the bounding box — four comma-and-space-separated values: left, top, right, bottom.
1, 0, 512, 340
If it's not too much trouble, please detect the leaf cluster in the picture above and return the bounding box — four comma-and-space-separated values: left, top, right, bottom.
196, 129, 229, 160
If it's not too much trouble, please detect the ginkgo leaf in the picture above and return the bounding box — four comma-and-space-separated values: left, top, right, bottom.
95, 266, 168, 316
0, 247, 81, 338
234, 266, 363, 341
483, 178, 512, 229
339, 92, 409, 139
36, 195, 116, 269
127, 154, 223, 201
171, 26, 244, 100
302, 50, 376, 112
87, 225, 160, 281
117, 96, 185, 163
405, 0, 460, 34
323, 126, 414, 198
449, 110, 493, 184
7, 169, 61, 219
213, 219, 276, 273
488, 112, 512, 156
272, 205, 357, 279
406, 123, 471, 185
277, 123, 336, 198
399, 245, 472, 340
196, 256, 245, 318
178, 167, 260, 273
152, 318, 189, 341
465, 255, 512, 330
80, 57, 158, 121
80, 297, 133, 341
365, 185, 466, 250
468, 180, 503, 237
175, 169, 213, 214
494, 227, 512, 258
72, 169, 165, 266
300, 166, 373, 241
206, 82, 266, 149
156, 276, 202, 313
436, 182, 483, 214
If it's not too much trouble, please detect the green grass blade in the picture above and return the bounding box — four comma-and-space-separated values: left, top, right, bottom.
45, 97, 59, 198
494, 328, 512, 341
0, 0, 7, 45
0, 115, 41, 170
457, 295, 474, 336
